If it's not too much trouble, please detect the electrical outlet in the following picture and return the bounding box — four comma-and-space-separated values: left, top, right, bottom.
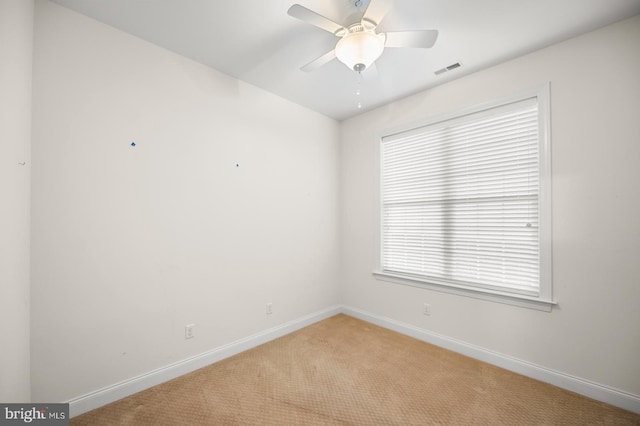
266, 303, 273, 315
185, 324, 195, 339
423, 303, 431, 316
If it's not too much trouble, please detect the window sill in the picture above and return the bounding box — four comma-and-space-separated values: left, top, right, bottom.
372, 271, 556, 312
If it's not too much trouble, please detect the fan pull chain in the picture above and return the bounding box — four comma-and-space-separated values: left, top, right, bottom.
356, 72, 363, 109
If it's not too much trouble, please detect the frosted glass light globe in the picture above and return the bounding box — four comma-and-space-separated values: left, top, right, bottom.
335, 31, 384, 72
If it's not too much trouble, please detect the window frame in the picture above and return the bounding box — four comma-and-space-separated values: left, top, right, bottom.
373, 84, 554, 312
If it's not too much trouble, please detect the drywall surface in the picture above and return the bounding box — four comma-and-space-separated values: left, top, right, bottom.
31, 0, 340, 402
0, 0, 33, 403
340, 15, 640, 396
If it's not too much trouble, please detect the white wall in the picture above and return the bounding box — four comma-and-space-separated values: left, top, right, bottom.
340, 15, 640, 397
0, 0, 34, 403
31, 0, 340, 402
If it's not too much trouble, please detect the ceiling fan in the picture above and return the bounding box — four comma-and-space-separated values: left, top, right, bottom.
287, 0, 438, 74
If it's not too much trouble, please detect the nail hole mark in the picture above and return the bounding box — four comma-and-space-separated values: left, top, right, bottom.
130, 142, 136, 147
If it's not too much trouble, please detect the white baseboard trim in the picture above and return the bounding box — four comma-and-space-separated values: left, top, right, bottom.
67, 304, 639, 417
67, 305, 342, 417
342, 305, 640, 414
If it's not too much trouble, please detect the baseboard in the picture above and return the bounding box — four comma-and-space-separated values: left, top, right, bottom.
67, 305, 342, 417
68, 304, 640, 417
342, 306, 640, 414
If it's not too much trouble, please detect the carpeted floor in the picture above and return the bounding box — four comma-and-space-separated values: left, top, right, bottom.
71, 314, 639, 425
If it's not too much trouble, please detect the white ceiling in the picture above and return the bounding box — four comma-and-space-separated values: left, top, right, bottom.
49, 0, 640, 120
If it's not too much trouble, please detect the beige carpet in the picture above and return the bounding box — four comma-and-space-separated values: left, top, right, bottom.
71, 314, 639, 425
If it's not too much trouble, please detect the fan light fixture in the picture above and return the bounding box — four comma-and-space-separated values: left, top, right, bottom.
287, 1, 439, 75
335, 30, 385, 72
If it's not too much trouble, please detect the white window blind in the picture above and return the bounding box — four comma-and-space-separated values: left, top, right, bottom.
380, 97, 544, 297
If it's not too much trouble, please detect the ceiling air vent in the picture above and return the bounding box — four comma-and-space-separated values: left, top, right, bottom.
434, 62, 461, 75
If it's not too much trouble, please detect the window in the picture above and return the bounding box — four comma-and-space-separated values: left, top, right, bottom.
374, 85, 553, 311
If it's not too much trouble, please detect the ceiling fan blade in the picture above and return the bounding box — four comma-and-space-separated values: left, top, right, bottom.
301, 49, 337, 72
362, 0, 393, 28
384, 30, 439, 48
287, 4, 346, 35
